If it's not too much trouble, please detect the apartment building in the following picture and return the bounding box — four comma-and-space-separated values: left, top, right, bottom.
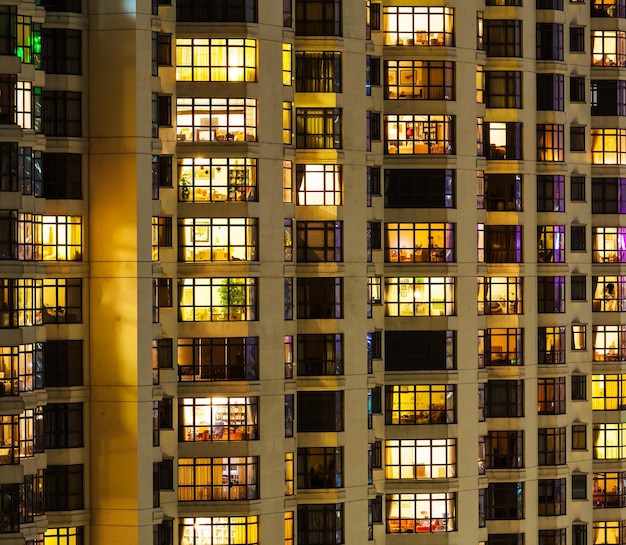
0, 0, 621, 544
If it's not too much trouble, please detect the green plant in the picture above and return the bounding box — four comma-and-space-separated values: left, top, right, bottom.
217, 280, 246, 317
179, 169, 192, 201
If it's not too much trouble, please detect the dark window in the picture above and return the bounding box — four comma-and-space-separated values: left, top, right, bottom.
43, 403, 83, 448
571, 176, 586, 201
537, 0, 563, 6
572, 474, 587, 500
295, 0, 342, 36
538, 478, 566, 516
484, 122, 523, 160
486, 482, 524, 519
488, 534, 525, 545
177, 337, 258, 382
571, 225, 586, 251
42, 91, 81, 137
298, 504, 344, 545
486, 71, 522, 108
571, 126, 586, 151
0, 484, 18, 533
483, 225, 522, 263
485, 380, 524, 418
537, 23, 564, 60
484, 174, 522, 211
297, 447, 343, 488
539, 427, 566, 465
284, 0, 293, 26
0, 142, 17, 192
285, 394, 294, 438
485, 20, 522, 57
157, 33, 171, 66
176, 0, 257, 22
43, 464, 83, 511
296, 221, 342, 262
538, 377, 566, 414
570, 26, 585, 52
40, 0, 81, 11
297, 334, 343, 376
573, 525, 587, 545
296, 277, 343, 319
571, 276, 587, 301
571, 375, 587, 400
591, 80, 626, 116
536, 73, 564, 111
592, 178, 626, 214
0, 7, 16, 56
537, 276, 566, 313
570, 76, 586, 102
295, 52, 341, 92
42, 153, 81, 199
539, 529, 566, 545
0, 75, 16, 125
485, 430, 524, 469
537, 175, 565, 212
572, 424, 587, 450
385, 330, 455, 371
41, 28, 81, 74
43, 340, 83, 387
384, 169, 455, 209
296, 108, 342, 149
297, 391, 344, 432
158, 398, 173, 429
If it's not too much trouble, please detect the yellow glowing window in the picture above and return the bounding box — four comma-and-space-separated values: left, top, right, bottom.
591, 128, 626, 165
176, 38, 256, 82
180, 517, 258, 545
283, 43, 292, 85
40, 216, 82, 261
385, 439, 456, 479
283, 101, 292, 144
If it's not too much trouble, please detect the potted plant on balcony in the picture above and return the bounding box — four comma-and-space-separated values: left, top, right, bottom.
179, 168, 192, 201
217, 280, 246, 320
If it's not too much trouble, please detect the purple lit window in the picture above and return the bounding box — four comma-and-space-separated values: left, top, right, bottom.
538, 226, 565, 263
537, 175, 565, 211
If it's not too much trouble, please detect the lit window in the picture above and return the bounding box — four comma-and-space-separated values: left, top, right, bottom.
40, 216, 81, 261
385, 60, 454, 100
386, 493, 456, 533
385, 385, 455, 425
44, 527, 83, 545
385, 439, 456, 479
591, 128, 626, 165
179, 397, 258, 442
478, 328, 522, 367
384, 277, 455, 317
177, 158, 257, 202
285, 454, 294, 496
176, 97, 256, 142
382, 6, 454, 46
178, 218, 257, 262
178, 277, 257, 322
593, 473, 624, 507
537, 226, 565, 263
0, 344, 42, 396
175, 38, 256, 82
594, 227, 626, 263
538, 326, 566, 364
385, 114, 454, 155
16, 81, 32, 129
296, 164, 342, 205
180, 517, 258, 545
593, 325, 626, 361
477, 276, 522, 315
282, 43, 292, 85
592, 375, 626, 411
385, 223, 454, 263
537, 124, 565, 162
591, 30, 626, 66
178, 457, 258, 501
593, 276, 626, 312
593, 423, 626, 459
283, 101, 292, 144
16, 15, 33, 64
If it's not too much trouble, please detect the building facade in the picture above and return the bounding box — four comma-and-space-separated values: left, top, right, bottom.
0, 0, 619, 544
